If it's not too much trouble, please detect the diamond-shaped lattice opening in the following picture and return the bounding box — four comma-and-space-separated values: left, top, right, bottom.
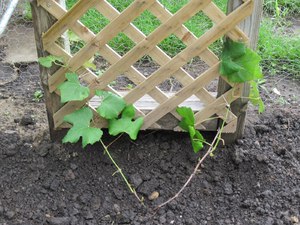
182, 57, 209, 79
159, 34, 187, 58
78, 8, 109, 34
132, 10, 161, 36
108, 33, 136, 56
182, 56, 219, 92
108, 75, 136, 91
158, 76, 183, 93
159, 0, 187, 14
134, 55, 160, 77
184, 11, 215, 38
133, 94, 159, 115
107, 0, 134, 12
63, 30, 86, 55
82, 54, 111, 80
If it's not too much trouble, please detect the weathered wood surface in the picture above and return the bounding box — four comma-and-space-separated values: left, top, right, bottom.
218, 0, 263, 143
32, 0, 258, 137
30, 0, 62, 140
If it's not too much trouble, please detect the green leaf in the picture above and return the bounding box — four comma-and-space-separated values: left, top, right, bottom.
188, 126, 205, 153
249, 81, 265, 113
96, 91, 126, 119
63, 107, 103, 148
176, 107, 195, 131
222, 39, 246, 59
108, 117, 144, 140
108, 105, 144, 140
220, 40, 263, 83
38, 55, 63, 68
121, 104, 135, 118
58, 73, 90, 103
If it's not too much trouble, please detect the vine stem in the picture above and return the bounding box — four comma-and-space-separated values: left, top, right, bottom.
99, 139, 143, 203
155, 109, 229, 210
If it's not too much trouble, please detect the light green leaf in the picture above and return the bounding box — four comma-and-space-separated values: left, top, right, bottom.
108, 104, 144, 140
38, 55, 63, 68
58, 73, 90, 103
222, 39, 246, 59
96, 91, 126, 119
220, 40, 263, 83
176, 107, 195, 131
121, 105, 135, 118
63, 107, 103, 148
108, 117, 144, 140
188, 126, 205, 153
249, 81, 265, 113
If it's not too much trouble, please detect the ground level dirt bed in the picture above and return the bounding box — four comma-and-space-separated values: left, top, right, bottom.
0, 62, 300, 225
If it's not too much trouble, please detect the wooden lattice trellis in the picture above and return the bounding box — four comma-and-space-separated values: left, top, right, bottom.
31, 0, 263, 140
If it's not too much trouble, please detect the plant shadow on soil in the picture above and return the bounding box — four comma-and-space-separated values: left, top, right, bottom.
0, 61, 300, 225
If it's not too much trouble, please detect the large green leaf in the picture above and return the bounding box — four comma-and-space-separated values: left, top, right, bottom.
108, 105, 144, 140
63, 107, 103, 148
176, 107, 195, 131
38, 55, 63, 68
96, 91, 126, 119
58, 73, 90, 103
220, 40, 263, 83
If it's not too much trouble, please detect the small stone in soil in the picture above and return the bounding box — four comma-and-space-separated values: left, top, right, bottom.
291, 216, 299, 223
47, 217, 71, 225
84, 210, 94, 220
130, 173, 143, 187
64, 169, 76, 181
20, 115, 36, 126
224, 183, 233, 195
4, 210, 15, 219
148, 191, 159, 201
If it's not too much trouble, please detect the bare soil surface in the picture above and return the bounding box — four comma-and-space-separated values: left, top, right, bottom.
0, 59, 300, 225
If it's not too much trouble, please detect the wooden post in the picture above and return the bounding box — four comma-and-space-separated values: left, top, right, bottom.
217, 0, 263, 143
30, 0, 63, 141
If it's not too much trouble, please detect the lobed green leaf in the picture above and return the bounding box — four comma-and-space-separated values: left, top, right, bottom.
108, 105, 144, 140
58, 73, 90, 103
176, 107, 195, 131
62, 107, 103, 148
96, 91, 126, 120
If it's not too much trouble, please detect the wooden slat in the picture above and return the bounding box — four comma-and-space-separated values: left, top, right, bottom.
41, 0, 98, 50
202, 2, 248, 42
48, 0, 157, 92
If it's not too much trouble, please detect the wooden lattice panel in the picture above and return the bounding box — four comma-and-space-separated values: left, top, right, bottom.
37, 0, 254, 133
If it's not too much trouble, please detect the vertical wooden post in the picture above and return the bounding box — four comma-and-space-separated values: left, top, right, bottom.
30, 0, 63, 141
217, 0, 263, 143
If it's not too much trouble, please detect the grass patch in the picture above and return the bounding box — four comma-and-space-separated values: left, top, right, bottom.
258, 18, 300, 77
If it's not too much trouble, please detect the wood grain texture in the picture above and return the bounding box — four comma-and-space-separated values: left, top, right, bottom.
31, 0, 62, 140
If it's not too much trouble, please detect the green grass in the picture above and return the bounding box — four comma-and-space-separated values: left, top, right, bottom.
258, 19, 300, 77
64, 0, 300, 77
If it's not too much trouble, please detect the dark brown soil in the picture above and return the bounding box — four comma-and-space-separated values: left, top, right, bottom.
0, 61, 300, 225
